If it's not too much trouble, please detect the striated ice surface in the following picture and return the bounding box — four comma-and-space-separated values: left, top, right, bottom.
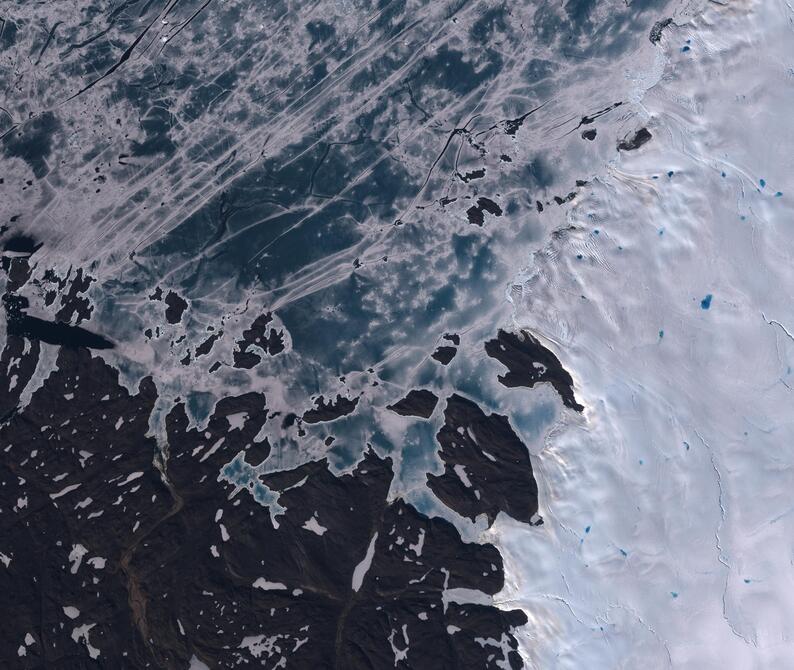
492, 1, 794, 666
2, 0, 791, 665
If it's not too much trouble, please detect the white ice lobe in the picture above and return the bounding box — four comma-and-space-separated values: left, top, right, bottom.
302, 514, 328, 536
67, 544, 88, 574
494, 1, 794, 667
351, 532, 378, 592
253, 578, 287, 591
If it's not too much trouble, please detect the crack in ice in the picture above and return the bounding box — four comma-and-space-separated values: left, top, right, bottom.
695, 430, 755, 647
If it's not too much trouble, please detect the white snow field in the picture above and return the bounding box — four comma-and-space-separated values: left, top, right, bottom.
491, 1, 794, 667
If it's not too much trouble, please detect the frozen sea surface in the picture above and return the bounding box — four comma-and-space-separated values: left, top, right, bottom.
1, 0, 792, 666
